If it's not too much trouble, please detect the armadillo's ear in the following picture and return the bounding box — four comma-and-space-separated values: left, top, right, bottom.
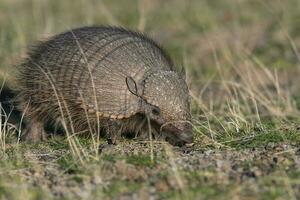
126, 76, 141, 97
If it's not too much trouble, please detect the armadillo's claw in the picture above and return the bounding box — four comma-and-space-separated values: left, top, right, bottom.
21, 118, 47, 143
107, 137, 117, 145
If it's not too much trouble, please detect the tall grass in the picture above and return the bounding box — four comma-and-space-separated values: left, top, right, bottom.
0, 86, 19, 152
0, 0, 299, 160
0, 1, 299, 199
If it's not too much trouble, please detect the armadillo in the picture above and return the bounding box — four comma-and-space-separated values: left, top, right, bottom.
15, 26, 193, 146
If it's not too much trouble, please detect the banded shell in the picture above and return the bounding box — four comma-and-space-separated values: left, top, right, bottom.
17, 26, 175, 120
15, 26, 193, 146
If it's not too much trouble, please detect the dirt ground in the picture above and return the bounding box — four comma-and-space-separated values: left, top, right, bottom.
1, 130, 300, 200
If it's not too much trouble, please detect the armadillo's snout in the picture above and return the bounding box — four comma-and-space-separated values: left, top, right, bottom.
179, 131, 193, 144
162, 122, 193, 146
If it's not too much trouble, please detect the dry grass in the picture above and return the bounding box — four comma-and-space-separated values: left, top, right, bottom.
0, 0, 300, 199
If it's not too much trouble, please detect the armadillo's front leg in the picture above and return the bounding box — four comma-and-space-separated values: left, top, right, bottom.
22, 118, 47, 143
106, 121, 122, 145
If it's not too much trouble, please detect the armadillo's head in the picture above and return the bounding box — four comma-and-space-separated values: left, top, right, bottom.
141, 71, 193, 146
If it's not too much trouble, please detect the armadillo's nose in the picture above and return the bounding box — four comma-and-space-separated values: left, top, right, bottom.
165, 131, 193, 146
162, 122, 193, 146
179, 131, 193, 144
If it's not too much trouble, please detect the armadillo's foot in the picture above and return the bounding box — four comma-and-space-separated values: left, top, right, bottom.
134, 130, 159, 143
106, 130, 118, 145
98, 143, 117, 154
21, 119, 47, 143
106, 121, 122, 145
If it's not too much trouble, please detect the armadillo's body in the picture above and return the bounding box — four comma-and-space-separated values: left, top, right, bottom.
16, 26, 192, 145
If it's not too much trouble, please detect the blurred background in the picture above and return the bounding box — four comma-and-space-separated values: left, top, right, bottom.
0, 0, 300, 199
1, 0, 299, 112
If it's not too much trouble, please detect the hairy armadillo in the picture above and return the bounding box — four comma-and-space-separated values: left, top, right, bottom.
15, 26, 193, 146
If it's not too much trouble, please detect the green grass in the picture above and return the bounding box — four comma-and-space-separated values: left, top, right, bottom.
216, 120, 300, 149
102, 180, 141, 198
0, 0, 300, 199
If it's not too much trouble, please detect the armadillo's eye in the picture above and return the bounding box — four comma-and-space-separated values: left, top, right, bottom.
152, 107, 160, 115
